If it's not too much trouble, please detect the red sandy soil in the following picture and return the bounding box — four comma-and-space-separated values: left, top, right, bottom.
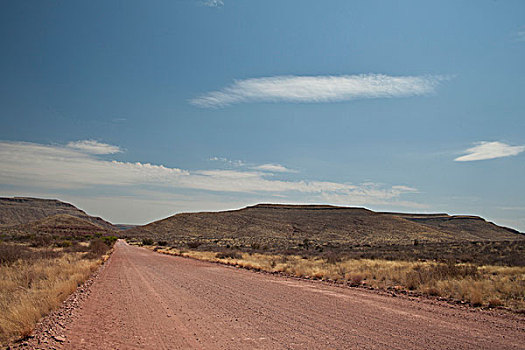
17, 240, 525, 349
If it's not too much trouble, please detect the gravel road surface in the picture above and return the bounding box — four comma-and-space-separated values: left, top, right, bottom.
46, 240, 525, 349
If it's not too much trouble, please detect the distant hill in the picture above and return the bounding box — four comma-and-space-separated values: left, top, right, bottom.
381, 213, 522, 241
125, 204, 524, 246
0, 197, 115, 230
4, 214, 116, 238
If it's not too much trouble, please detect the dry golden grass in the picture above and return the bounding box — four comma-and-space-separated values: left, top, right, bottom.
149, 246, 525, 311
0, 248, 104, 344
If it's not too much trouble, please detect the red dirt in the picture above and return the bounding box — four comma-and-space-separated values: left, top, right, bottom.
25, 240, 525, 349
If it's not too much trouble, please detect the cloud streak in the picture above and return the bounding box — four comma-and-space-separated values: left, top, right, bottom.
209, 156, 244, 167
0, 141, 417, 206
252, 163, 297, 173
203, 0, 223, 7
190, 74, 447, 108
67, 140, 122, 154
455, 141, 525, 162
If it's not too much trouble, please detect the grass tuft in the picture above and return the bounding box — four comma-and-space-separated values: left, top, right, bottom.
0, 240, 113, 345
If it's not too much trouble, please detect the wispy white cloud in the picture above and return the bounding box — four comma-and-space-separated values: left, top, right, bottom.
252, 163, 297, 173
67, 140, 122, 154
209, 156, 244, 167
0, 141, 185, 188
203, 0, 223, 7
190, 74, 448, 108
454, 141, 525, 162
0, 141, 418, 207
209, 158, 295, 173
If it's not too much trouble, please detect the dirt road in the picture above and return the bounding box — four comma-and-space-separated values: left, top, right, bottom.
52, 241, 524, 349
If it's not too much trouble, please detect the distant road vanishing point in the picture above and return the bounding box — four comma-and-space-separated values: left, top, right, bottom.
50, 241, 524, 349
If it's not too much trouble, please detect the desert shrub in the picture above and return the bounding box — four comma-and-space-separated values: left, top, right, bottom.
216, 251, 243, 259
142, 238, 154, 246
84, 239, 110, 259
250, 242, 261, 250
101, 235, 118, 246
470, 288, 484, 307
0, 244, 62, 265
349, 274, 363, 286
55, 240, 72, 248
187, 241, 202, 249
157, 241, 168, 246
64, 241, 87, 253
424, 286, 441, 296
433, 261, 478, 279
30, 235, 53, 247
324, 252, 342, 264
488, 297, 504, 308
302, 239, 310, 249
31, 249, 62, 261
404, 262, 479, 290
282, 249, 297, 256
0, 244, 27, 265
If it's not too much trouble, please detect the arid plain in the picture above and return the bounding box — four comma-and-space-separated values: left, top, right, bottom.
1, 197, 524, 349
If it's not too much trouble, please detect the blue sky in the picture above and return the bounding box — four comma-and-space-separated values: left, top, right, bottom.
1, 0, 524, 230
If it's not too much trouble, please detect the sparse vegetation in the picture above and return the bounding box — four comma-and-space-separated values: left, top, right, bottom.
124, 205, 525, 250
129, 204, 524, 312
141, 238, 154, 246
123, 203, 525, 315
101, 235, 118, 246
130, 235, 525, 267
0, 244, 27, 265
0, 239, 115, 345
215, 250, 243, 259
146, 245, 525, 312
0, 243, 61, 266
0, 198, 121, 345
187, 240, 203, 249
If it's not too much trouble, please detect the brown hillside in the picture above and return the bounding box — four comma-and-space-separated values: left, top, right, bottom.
126, 204, 522, 246
0, 197, 115, 230
3, 214, 116, 238
383, 213, 522, 241
126, 204, 524, 247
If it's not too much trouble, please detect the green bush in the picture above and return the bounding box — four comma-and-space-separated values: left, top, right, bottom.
142, 238, 154, 246
101, 235, 118, 246
55, 240, 72, 248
